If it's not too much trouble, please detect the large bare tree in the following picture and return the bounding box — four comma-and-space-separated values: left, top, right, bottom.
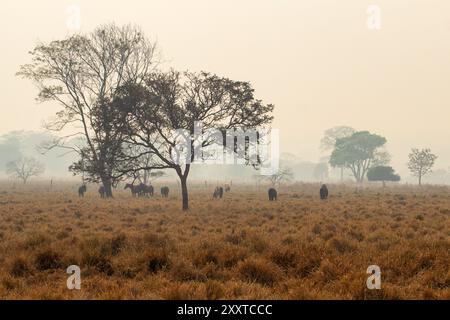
112, 70, 274, 210
17, 24, 158, 197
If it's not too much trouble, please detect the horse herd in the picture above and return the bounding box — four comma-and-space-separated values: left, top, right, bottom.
78, 183, 329, 201
267, 184, 328, 201
78, 183, 170, 198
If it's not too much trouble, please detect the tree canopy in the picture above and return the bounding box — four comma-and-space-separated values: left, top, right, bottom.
408, 148, 437, 185
367, 165, 400, 186
320, 126, 355, 152
329, 131, 387, 183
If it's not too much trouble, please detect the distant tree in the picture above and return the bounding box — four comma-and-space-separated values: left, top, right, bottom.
329, 131, 387, 183
266, 167, 294, 186
0, 131, 78, 176
17, 24, 159, 198
372, 148, 391, 167
313, 162, 329, 181
408, 148, 437, 185
280, 152, 301, 168
6, 157, 45, 184
320, 126, 356, 151
320, 126, 355, 181
0, 132, 23, 169
367, 165, 400, 187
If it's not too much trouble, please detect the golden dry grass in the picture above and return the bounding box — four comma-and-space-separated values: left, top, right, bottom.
0, 181, 448, 299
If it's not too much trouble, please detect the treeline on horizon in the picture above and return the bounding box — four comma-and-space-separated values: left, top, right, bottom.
1, 129, 450, 185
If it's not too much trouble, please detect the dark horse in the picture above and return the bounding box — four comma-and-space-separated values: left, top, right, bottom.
213, 186, 224, 199
161, 186, 169, 198
98, 186, 106, 198
139, 183, 153, 197
143, 184, 154, 197
268, 188, 277, 201
320, 184, 329, 200
125, 183, 154, 197
125, 183, 140, 197
78, 185, 87, 197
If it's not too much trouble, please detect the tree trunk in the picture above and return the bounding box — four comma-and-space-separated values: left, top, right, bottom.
143, 170, 148, 185
102, 177, 113, 198
340, 166, 344, 182
418, 174, 422, 186
382, 180, 386, 188
180, 176, 189, 211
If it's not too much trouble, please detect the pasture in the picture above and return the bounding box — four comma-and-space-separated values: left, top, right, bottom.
0, 181, 448, 299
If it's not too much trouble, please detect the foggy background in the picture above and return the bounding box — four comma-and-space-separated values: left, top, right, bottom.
1, 0, 450, 183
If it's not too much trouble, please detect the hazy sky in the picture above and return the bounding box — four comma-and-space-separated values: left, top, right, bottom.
1, 0, 450, 175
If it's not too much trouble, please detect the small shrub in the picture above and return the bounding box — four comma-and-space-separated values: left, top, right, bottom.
143, 233, 170, 249
238, 258, 280, 286
218, 246, 248, 268
270, 247, 298, 269
192, 244, 220, 267
170, 260, 205, 282
328, 238, 355, 254
312, 224, 322, 235
34, 250, 62, 271
224, 230, 246, 245
162, 283, 201, 300
295, 245, 323, 277
82, 252, 114, 276
2, 276, 17, 290
24, 233, 50, 249
145, 249, 170, 273
110, 233, 126, 255
204, 280, 224, 300
348, 230, 365, 242
10, 257, 30, 277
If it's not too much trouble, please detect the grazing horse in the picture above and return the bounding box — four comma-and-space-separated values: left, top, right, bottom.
140, 184, 154, 197
268, 188, 277, 201
320, 184, 329, 200
139, 183, 153, 197
148, 185, 154, 197
124, 183, 140, 197
98, 186, 106, 198
161, 186, 169, 198
78, 185, 87, 197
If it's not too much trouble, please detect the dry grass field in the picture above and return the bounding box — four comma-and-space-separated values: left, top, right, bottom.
0, 181, 448, 299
